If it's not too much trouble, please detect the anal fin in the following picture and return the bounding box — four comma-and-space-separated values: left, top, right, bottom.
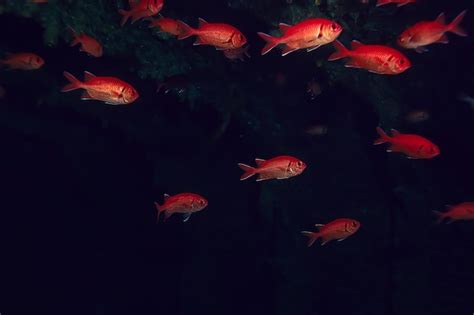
81, 90, 94, 100
281, 46, 298, 56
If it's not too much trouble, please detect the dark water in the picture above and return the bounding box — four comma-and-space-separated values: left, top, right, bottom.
0, 1, 473, 315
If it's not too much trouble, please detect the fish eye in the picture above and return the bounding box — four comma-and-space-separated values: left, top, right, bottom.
200, 199, 206, 205
331, 23, 337, 30
297, 161, 303, 167
400, 59, 405, 65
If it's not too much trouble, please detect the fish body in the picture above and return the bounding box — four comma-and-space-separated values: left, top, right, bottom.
154, 193, 208, 222
374, 127, 439, 159
149, 16, 183, 36
301, 218, 360, 247
70, 28, 103, 57
223, 46, 250, 61
238, 156, 306, 181
178, 18, 247, 50
328, 40, 411, 75
398, 11, 468, 53
257, 18, 342, 56
433, 202, 474, 224
119, 0, 163, 26
376, 0, 416, 7
61, 71, 139, 105
0, 53, 44, 70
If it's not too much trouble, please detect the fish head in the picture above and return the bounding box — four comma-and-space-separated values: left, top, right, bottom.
231, 31, 247, 48
397, 31, 414, 48
418, 142, 440, 158
321, 21, 343, 42
121, 86, 139, 104
289, 158, 307, 175
347, 220, 361, 234
191, 195, 208, 211
147, 0, 163, 14
389, 54, 411, 74
30, 55, 45, 69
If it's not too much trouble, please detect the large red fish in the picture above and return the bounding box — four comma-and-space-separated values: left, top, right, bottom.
301, 218, 361, 247
0, 53, 44, 70
69, 28, 103, 57
376, 0, 416, 7
238, 156, 306, 181
149, 16, 183, 36
118, 0, 163, 26
257, 18, 343, 56
328, 40, 411, 75
61, 71, 139, 105
398, 11, 468, 53
374, 127, 439, 159
177, 18, 247, 50
154, 193, 208, 222
433, 202, 474, 224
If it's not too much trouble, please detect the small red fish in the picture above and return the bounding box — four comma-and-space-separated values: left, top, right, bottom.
257, 18, 343, 56
376, 0, 416, 7
149, 16, 183, 36
0, 53, 44, 70
154, 193, 208, 222
397, 11, 468, 53
328, 40, 411, 75
223, 46, 250, 61
61, 71, 139, 105
374, 127, 439, 159
238, 156, 306, 181
405, 109, 430, 124
69, 28, 103, 57
178, 18, 247, 50
433, 202, 474, 224
301, 218, 361, 247
119, 0, 163, 26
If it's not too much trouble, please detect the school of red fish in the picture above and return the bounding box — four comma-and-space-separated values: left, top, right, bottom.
2, 0, 472, 247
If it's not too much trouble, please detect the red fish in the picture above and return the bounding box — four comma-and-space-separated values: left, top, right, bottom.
433, 202, 474, 224
61, 71, 139, 105
257, 18, 343, 56
154, 193, 208, 222
118, 0, 163, 26
328, 40, 411, 75
374, 127, 439, 159
301, 218, 361, 247
177, 18, 247, 50
238, 156, 306, 181
223, 46, 250, 61
69, 28, 103, 57
376, 0, 416, 7
149, 16, 183, 36
397, 11, 468, 53
31, 0, 48, 3
0, 52, 44, 70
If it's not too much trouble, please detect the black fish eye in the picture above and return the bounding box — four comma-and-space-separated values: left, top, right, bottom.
400, 59, 405, 65
331, 23, 337, 30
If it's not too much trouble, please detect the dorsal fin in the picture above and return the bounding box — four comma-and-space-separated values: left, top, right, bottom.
255, 158, 266, 167
164, 193, 170, 200
351, 40, 364, 50
435, 12, 446, 25
83, 71, 96, 82
278, 23, 292, 33
198, 18, 208, 28
390, 129, 401, 136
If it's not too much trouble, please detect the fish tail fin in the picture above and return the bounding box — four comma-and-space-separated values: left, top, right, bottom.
301, 231, 320, 247
176, 20, 195, 40
432, 211, 447, 224
448, 10, 468, 37
374, 127, 391, 145
118, 9, 131, 27
238, 163, 256, 181
328, 40, 350, 61
154, 202, 163, 223
61, 71, 83, 92
67, 26, 79, 46
257, 32, 280, 55
376, 0, 391, 6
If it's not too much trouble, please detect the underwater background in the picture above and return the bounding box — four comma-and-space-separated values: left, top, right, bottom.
0, 0, 473, 314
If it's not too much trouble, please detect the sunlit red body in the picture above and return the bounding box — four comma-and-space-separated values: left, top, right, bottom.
433, 202, 474, 224
149, 16, 183, 36
238, 156, 306, 181
70, 28, 103, 57
61, 71, 139, 105
223, 46, 250, 61
398, 11, 468, 53
374, 127, 439, 159
178, 18, 247, 50
154, 193, 208, 222
301, 218, 361, 247
329, 40, 411, 75
119, 0, 163, 26
0, 53, 44, 70
257, 18, 342, 56
376, 0, 416, 7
